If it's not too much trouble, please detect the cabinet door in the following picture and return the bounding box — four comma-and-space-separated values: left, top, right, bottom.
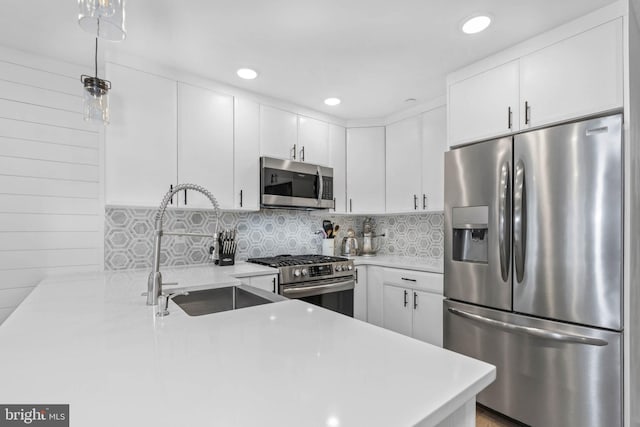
177, 83, 234, 209
245, 274, 279, 294
298, 116, 329, 165
520, 19, 623, 129
366, 266, 384, 326
329, 124, 346, 213
354, 266, 367, 321
448, 60, 519, 147
411, 289, 444, 346
346, 127, 385, 214
234, 97, 260, 210
105, 63, 177, 206
385, 116, 422, 213
382, 284, 412, 337
421, 106, 446, 211
260, 105, 297, 160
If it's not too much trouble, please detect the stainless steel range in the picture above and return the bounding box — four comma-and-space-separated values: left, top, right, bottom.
246, 255, 355, 317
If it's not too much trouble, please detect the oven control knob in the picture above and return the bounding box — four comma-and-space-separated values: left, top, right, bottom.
293, 269, 301, 277
301, 268, 308, 276
347, 265, 353, 271
335, 265, 342, 272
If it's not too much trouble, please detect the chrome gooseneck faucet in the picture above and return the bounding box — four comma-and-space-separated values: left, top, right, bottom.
147, 183, 220, 306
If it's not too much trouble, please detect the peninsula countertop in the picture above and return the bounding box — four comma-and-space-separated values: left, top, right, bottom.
0, 264, 493, 426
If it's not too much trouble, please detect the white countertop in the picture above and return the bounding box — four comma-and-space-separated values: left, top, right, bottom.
350, 255, 444, 274
0, 264, 492, 427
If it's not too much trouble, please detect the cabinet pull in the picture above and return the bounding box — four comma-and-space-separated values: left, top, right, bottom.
414, 194, 418, 210
508, 106, 512, 129
170, 184, 174, 205
422, 194, 427, 210
292, 144, 297, 160
413, 292, 418, 309
240, 189, 243, 208
403, 290, 408, 307
525, 101, 530, 125
300, 146, 305, 161
184, 188, 187, 205
401, 277, 417, 282
349, 198, 353, 213
272, 277, 277, 293
355, 269, 359, 283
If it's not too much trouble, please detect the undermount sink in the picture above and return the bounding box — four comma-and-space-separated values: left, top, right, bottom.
172, 285, 284, 316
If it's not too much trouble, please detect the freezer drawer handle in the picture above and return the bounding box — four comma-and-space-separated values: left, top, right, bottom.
447, 307, 608, 346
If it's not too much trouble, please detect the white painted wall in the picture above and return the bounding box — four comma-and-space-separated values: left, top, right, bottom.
0, 46, 104, 324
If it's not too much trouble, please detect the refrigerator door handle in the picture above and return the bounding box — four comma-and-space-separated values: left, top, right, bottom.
498, 161, 511, 282
514, 159, 527, 283
447, 307, 608, 346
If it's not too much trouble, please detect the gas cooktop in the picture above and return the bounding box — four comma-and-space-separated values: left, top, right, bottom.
246, 254, 348, 268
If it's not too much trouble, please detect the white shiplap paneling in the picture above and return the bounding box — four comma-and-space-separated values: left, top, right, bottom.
0, 49, 103, 324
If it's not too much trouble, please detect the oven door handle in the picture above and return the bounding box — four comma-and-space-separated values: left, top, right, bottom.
282, 279, 354, 298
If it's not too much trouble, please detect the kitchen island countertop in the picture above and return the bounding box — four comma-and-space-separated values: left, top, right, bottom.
0, 264, 493, 426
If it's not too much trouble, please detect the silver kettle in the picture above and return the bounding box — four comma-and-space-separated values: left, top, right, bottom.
341, 228, 359, 256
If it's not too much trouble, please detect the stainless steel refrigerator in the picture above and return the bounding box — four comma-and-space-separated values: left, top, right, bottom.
443, 114, 623, 427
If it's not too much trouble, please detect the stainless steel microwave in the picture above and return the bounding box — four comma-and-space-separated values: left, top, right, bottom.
260, 157, 334, 210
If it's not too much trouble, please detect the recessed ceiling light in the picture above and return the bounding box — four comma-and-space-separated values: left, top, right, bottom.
462, 15, 491, 34
324, 97, 341, 106
237, 68, 258, 80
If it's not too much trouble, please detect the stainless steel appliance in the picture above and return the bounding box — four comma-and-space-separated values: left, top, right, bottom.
443, 114, 623, 427
260, 157, 334, 210
246, 255, 355, 317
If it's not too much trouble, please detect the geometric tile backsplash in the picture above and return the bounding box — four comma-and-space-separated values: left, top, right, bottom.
104, 207, 444, 270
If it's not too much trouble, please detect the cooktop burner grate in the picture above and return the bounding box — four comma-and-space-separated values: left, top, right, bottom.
247, 254, 348, 268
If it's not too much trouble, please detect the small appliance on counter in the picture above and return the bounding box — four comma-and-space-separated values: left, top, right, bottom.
341, 229, 359, 256
360, 217, 384, 257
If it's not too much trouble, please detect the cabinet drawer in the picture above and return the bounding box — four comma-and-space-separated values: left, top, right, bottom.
382, 268, 442, 294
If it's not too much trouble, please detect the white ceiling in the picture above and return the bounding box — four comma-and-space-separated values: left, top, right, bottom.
0, 0, 617, 120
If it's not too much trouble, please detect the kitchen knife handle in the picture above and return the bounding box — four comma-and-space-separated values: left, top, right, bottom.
514, 160, 527, 283
498, 161, 511, 282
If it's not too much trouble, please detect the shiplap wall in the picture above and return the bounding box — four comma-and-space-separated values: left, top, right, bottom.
0, 46, 104, 324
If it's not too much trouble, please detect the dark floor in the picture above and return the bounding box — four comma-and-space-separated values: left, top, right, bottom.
476, 404, 525, 427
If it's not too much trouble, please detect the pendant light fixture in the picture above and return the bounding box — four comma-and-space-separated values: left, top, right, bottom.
78, 0, 126, 41
81, 38, 111, 124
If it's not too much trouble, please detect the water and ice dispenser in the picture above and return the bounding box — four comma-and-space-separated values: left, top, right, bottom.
451, 206, 488, 264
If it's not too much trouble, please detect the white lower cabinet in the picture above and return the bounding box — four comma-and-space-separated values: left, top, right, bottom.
241, 274, 279, 294
354, 266, 367, 321
380, 268, 443, 347
366, 266, 384, 326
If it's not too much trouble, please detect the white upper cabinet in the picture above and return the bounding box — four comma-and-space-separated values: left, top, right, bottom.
519, 18, 623, 129
421, 106, 446, 211
329, 124, 347, 213
385, 116, 422, 213
233, 97, 260, 210
448, 60, 519, 147
346, 127, 385, 214
105, 63, 177, 206
298, 116, 330, 166
260, 105, 298, 161
177, 82, 234, 209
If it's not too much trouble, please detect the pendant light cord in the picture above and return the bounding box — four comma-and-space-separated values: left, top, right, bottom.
94, 37, 98, 78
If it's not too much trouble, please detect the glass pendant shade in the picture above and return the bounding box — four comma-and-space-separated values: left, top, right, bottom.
78, 0, 126, 41
82, 76, 110, 124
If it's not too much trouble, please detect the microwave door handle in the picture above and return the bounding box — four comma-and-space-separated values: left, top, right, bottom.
317, 165, 323, 203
